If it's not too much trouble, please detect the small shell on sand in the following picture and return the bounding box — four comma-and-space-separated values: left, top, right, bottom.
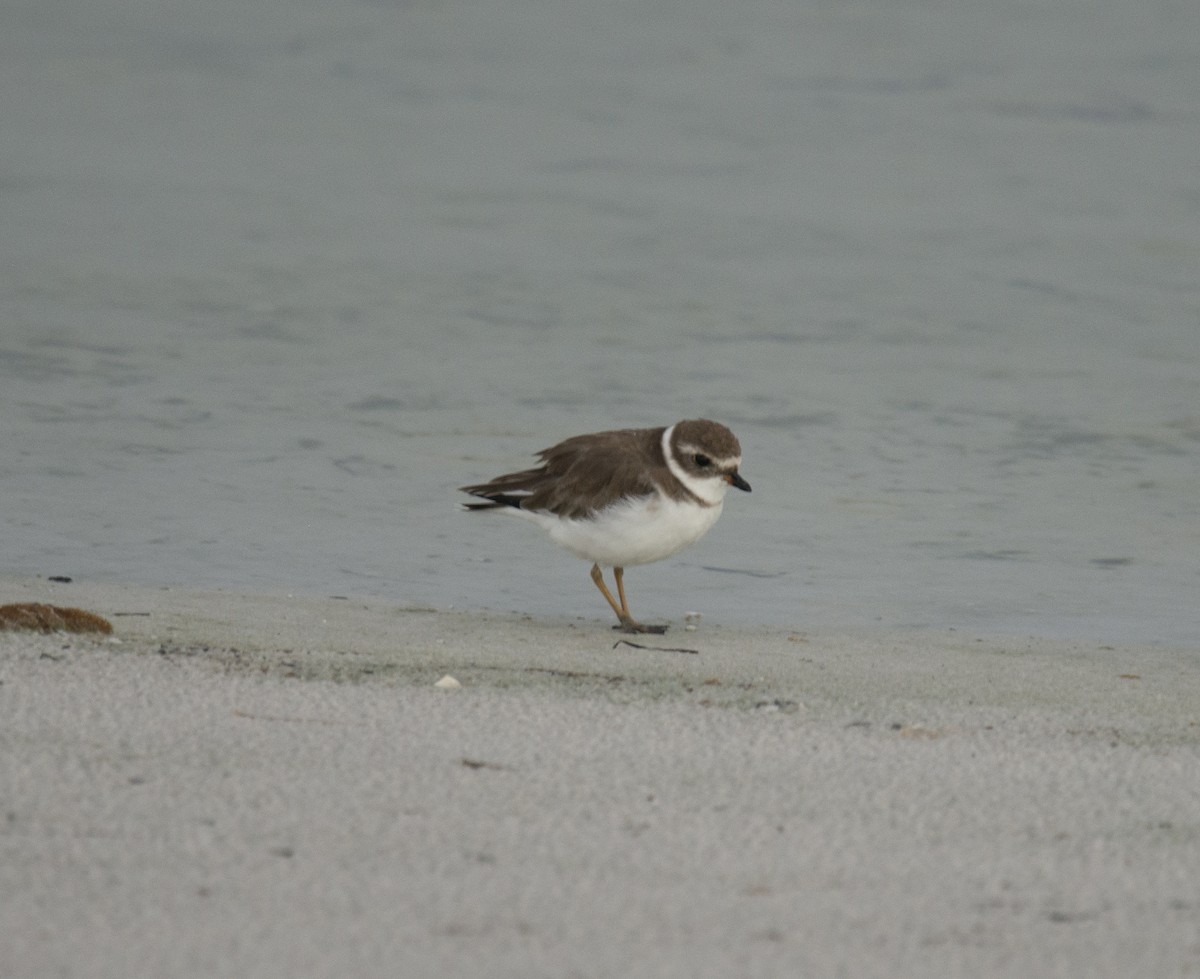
434, 674, 462, 690
0, 603, 114, 634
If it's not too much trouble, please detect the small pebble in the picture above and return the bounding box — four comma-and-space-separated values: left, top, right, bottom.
434, 675, 461, 690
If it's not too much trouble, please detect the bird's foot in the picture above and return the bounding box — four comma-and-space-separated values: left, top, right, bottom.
613, 619, 669, 635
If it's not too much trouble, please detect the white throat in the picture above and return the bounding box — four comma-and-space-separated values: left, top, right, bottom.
661, 424, 729, 507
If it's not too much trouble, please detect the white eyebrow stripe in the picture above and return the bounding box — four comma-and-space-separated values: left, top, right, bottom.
678, 443, 741, 471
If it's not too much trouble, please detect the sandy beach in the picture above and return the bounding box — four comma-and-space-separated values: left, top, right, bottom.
2, 574, 1198, 978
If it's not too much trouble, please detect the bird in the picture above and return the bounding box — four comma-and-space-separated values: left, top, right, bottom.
459, 419, 750, 633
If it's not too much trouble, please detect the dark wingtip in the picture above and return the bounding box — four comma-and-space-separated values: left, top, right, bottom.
460, 492, 525, 511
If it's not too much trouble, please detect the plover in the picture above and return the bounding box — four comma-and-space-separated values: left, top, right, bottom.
460, 419, 750, 633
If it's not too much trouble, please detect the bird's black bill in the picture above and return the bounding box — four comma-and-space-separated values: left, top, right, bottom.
729, 472, 751, 492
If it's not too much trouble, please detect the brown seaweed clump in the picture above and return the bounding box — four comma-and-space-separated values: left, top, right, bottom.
0, 603, 114, 634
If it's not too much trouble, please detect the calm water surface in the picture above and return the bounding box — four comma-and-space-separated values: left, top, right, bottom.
2, 0, 1197, 643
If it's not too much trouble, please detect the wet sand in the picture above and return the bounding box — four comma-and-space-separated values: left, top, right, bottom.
3, 575, 1198, 977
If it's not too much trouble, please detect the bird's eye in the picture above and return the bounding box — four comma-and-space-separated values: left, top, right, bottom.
693, 453, 711, 468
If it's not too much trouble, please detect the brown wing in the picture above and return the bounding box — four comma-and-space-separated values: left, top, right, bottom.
460, 426, 668, 519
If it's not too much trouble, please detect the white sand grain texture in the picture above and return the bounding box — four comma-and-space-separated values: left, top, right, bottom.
2, 576, 1199, 978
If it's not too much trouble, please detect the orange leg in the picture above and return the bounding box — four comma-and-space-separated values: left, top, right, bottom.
613, 566, 633, 618
589, 564, 667, 634
589, 563, 625, 622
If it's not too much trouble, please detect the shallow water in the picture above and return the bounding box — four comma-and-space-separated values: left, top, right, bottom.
3, 0, 1197, 643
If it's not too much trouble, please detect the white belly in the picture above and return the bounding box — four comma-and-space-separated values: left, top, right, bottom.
531, 494, 725, 567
